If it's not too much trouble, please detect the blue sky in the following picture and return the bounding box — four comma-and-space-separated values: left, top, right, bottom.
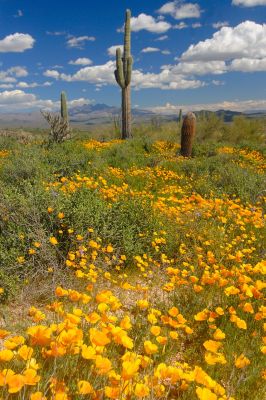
0, 0, 266, 113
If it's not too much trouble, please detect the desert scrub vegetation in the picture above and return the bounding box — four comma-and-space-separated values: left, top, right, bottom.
0, 124, 265, 400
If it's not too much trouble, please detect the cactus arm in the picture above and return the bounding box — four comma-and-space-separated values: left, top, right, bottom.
115, 48, 125, 88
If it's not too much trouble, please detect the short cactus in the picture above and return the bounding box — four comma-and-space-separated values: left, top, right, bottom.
41, 91, 70, 145
180, 112, 196, 157
60, 91, 68, 124
114, 10, 133, 139
178, 109, 183, 126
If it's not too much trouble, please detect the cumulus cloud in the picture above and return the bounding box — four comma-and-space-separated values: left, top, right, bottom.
8, 66, 28, 77
60, 61, 115, 85
173, 22, 188, 29
107, 45, 123, 57
0, 33, 35, 52
158, 1, 201, 19
66, 35, 96, 49
0, 84, 14, 89
171, 60, 227, 75
69, 58, 93, 66
132, 69, 203, 90
0, 73, 16, 84
43, 70, 60, 79
47, 60, 204, 90
0, 66, 28, 83
230, 57, 266, 71
0, 90, 36, 105
232, 0, 266, 6
129, 14, 171, 33
0, 90, 94, 112
16, 81, 52, 88
149, 99, 266, 114
68, 98, 94, 107
181, 21, 266, 61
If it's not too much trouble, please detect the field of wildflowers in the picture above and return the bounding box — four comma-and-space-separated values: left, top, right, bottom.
0, 132, 265, 399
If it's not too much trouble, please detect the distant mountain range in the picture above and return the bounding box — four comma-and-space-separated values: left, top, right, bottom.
0, 103, 265, 128
69, 103, 152, 125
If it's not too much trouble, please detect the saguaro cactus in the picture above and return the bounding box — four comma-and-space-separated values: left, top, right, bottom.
180, 112, 196, 157
114, 9, 133, 139
61, 91, 68, 124
41, 91, 70, 145
178, 109, 183, 126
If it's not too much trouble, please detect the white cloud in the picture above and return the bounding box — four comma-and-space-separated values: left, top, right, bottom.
132, 68, 203, 90
66, 35, 96, 49
107, 45, 123, 57
141, 47, 161, 53
0, 33, 35, 52
192, 23, 202, 28
59, 61, 115, 85
8, 66, 28, 77
212, 21, 229, 29
129, 14, 171, 33
181, 21, 266, 61
158, 1, 201, 19
155, 35, 168, 41
43, 70, 60, 79
50, 65, 63, 69
48, 60, 203, 90
191, 22, 202, 29
212, 80, 225, 86
149, 99, 266, 114
0, 90, 33, 103
0, 73, 16, 83
68, 98, 94, 107
171, 60, 227, 75
0, 84, 14, 89
230, 57, 266, 71
69, 58, 93, 66
16, 81, 52, 88
0, 90, 94, 112
173, 22, 188, 29
141, 47, 171, 55
232, 0, 266, 6
0, 66, 28, 83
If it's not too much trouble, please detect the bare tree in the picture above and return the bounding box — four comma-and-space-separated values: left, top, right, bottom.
41, 111, 71, 145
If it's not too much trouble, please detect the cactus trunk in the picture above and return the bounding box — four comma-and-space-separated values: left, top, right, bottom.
122, 86, 131, 139
114, 10, 133, 139
60, 91, 68, 124
180, 112, 196, 157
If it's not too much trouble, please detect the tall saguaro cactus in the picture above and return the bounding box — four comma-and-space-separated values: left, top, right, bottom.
60, 91, 68, 125
180, 112, 196, 157
115, 9, 133, 139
